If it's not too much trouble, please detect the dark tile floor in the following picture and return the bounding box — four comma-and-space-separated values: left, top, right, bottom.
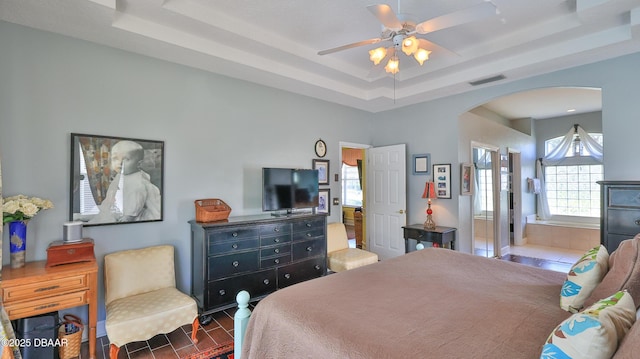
78, 308, 236, 359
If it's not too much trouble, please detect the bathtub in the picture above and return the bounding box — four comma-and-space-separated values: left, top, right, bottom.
525, 215, 600, 251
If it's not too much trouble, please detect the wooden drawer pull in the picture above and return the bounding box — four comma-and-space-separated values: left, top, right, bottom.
34, 285, 61, 292
35, 303, 59, 311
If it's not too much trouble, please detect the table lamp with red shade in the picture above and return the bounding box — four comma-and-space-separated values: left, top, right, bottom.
422, 181, 436, 229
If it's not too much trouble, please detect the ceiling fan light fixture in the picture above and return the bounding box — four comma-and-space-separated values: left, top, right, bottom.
414, 48, 431, 65
369, 47, 387, 65
401, 36, 418, 56
385, 55, 399, 74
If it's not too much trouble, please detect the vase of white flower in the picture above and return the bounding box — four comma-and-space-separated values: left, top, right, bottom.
3, 195, 54, 268
8, 220, 27, 268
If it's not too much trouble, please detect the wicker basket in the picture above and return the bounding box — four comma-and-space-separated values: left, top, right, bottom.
58, 314, 83, 359
195, 199, 232, 222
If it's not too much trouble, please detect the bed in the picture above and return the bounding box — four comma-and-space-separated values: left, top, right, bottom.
240, 248, 568, 358
238, 243, 640, 359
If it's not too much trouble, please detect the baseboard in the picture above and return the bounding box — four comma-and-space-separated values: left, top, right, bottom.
501, 245, 511, 256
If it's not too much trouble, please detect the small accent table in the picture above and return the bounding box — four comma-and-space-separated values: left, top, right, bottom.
402, 224, 457, 253
1, 260, 98, 359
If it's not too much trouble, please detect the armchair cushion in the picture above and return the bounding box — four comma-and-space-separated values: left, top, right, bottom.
104, 245, 199, 352
328, 248, 378, 272
327, 222, 378, 272
105, 287, 198, 347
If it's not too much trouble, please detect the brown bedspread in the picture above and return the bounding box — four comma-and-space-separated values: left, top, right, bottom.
242, 249, 571, 359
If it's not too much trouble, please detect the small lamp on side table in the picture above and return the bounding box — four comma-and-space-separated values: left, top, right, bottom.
422, 181, 436, 230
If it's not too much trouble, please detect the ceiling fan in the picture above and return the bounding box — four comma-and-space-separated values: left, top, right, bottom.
318, 1, 498, 74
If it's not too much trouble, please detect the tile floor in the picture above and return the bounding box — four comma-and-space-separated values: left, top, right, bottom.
77, 241, 578, 358
78, 308, 236, 359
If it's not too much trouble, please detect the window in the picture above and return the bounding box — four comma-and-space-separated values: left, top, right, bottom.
544, 133, 603, 217
545, 165, 602, 217
341, 163, 362, 207
79, 144, 99, 215
476, 168, 493, 213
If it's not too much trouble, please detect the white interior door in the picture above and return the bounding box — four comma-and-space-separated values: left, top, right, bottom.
366, 144, 407, 260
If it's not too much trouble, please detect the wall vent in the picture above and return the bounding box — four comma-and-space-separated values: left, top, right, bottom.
469, 74, 506, 86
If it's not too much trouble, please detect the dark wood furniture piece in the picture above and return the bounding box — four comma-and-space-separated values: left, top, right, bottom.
190, 213, 327, 320
1, 260, 99, 359
598, 181, 640, 253
402, 224, 457, 253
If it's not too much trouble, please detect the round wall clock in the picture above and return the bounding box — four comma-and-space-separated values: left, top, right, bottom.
314, 139, 327, 157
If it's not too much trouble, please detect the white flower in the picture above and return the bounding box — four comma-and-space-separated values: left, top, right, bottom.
2, 195, 54, 224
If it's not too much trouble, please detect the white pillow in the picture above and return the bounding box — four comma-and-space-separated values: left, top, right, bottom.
560, 245, 609, 313
542, 291, 636, 359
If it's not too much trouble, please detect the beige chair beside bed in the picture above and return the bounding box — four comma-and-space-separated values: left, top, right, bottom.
326, 222, 378, 272
104, 245, 199, 359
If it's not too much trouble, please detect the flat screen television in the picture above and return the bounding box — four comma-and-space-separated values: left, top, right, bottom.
262, 168, 319, 213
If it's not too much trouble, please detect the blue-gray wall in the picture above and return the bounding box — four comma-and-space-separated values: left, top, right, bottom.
0, 21, 372, 331
3, 19, 640, 332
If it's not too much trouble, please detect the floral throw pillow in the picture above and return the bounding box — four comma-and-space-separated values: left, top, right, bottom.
560, 245, 609, 313
542, 291, 636, 359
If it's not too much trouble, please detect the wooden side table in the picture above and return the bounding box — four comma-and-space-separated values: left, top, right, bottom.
1, 260, 98, 359
402, 224, 457, 253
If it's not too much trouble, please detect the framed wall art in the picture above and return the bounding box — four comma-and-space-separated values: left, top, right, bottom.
313, 159, 330, 185
461, 163, 474, 196
412, 154, 431, 175
69, 133, 164, 226
433, 163, 452, 199
317, 188, 330, 215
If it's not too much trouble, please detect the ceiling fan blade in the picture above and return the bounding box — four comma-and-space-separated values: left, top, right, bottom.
318, 37, 385, 55
417, 38, 459, 57
415, 1, 497, 34
367, 4, 403, 30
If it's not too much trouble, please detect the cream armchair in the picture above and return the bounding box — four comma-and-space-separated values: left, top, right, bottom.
327, 222, 378, 272
104, 245, 199, 359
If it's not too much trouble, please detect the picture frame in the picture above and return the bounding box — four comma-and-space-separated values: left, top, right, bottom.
433, 163, 452, 199
317, 188, 331, 215
461, 163, 474, 196
69, 133, 164, 226
412, 154, 431, 175
312, 159, 330, 185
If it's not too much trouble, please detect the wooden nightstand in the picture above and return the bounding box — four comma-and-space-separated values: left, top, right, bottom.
402, 224, 457, 253
1, 260, 98, 359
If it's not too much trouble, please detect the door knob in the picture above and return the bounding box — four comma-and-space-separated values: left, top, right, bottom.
398, 209, 405, 214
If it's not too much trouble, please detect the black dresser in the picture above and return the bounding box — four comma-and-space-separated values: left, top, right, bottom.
189, 213, 327, 318
599, 181, 640, 253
